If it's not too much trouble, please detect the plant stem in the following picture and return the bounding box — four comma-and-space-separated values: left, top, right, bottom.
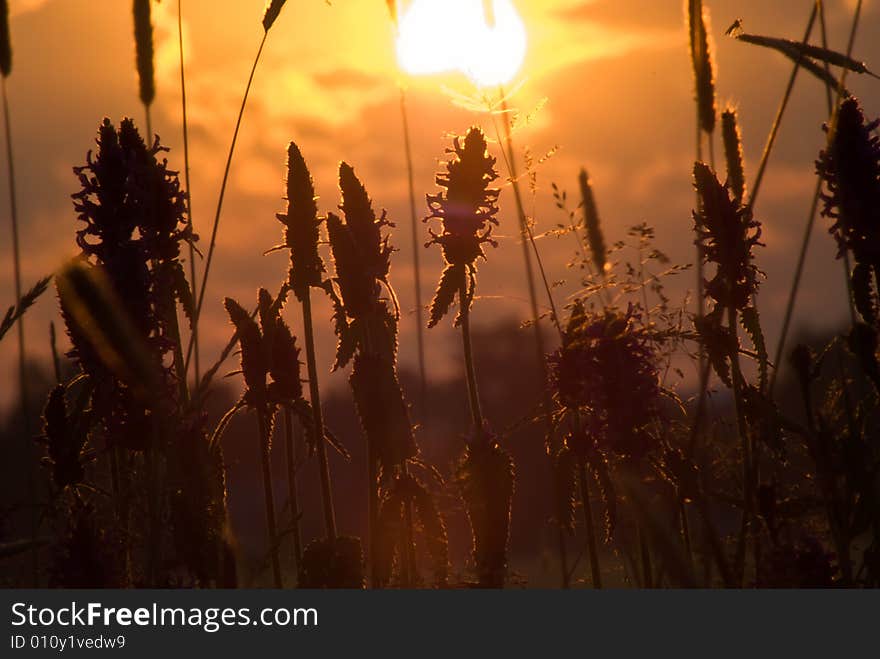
145, 104, 152, 143
256, 408, 283, 588
177, 0, 200, 388
398, 86, 428, 420
746, 3, 818, 214
185, 32, 268, 377
301, 290, 337, 540
577, 462, 602, 589
3, 75, 37, 586
728, 306, 753, 586
459, 271, 483, 432
493, 90, 570, 587
283, 409, 303, 583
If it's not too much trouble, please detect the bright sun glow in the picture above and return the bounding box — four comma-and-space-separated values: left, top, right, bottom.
396, 0, 527, 87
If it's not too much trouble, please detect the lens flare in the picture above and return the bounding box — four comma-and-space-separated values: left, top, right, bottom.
395, 0, 527, 87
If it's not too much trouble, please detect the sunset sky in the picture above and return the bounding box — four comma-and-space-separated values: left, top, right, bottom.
2, 0, 880, 413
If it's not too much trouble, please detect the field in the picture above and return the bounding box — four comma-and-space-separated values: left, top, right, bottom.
0, 0, 879, 588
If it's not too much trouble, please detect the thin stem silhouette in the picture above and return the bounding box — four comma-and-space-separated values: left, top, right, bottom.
185, 33, 268, 377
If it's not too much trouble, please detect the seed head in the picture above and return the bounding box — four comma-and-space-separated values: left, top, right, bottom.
693, 162, 763, 311
426, 127, 500, 267
133, 0, 155, 107
277, 143, 325, 301
817, 98, 880, 269
1, 0, 11, 78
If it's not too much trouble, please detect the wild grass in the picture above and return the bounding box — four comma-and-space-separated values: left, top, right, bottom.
2, 0, 879, 589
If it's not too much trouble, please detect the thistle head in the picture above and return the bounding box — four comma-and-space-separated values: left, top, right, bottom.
277, 142, 324, 301
426, 127, 500, 267
71, 118, 193, 350
817, 98, 880, 268
693, 162, 762, 311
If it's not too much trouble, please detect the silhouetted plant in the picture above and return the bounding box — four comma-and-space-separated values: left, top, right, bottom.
328, 162, 424, 586
220, 289, 323, 588
817, 97, 880, 326
427, 127, 514, 588
273, 142, 346, 583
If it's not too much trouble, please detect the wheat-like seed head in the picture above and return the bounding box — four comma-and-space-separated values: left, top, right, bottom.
132, 0, 155, 107
0, 0, 11, 78
722, 108, 747, 205
277, 142, 325, 301
579, 169, 607, 276
688, 0, 716, 135
262, 0, 288, 32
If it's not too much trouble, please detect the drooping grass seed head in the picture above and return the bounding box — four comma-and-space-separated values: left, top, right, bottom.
579, 169, 607, 275
426, 127, 500, 267
722, 108, 747, 205
693, 162, 763, 311
0, 0, 11, 78
262, 0, 288, 32
277, 142, 325, 301
132, 0, 155, 107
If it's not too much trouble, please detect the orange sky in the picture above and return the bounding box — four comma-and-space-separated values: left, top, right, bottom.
2, 0, 880, 413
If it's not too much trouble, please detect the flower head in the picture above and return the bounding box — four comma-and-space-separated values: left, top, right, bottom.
426, 127, 500, 267
817, 98, 880, 268
276, 142, 325, 301
693, 162, 762, 311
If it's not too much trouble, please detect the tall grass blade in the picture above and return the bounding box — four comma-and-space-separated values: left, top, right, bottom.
186, 0, 289, 375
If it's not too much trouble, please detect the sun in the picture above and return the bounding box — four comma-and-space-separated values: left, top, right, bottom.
395, 0, 528, 87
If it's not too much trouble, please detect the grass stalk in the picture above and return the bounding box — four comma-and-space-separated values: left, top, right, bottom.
398, 86, 428, 420
283, 409, 303, 582
177, 0, 200, 387
746, 2, 818, 213
459, 273, 484, 432
301, 291, 337, 540
492, 91, 569, 586
185, 32, 268, 376
256, 408, 283, 588
728, 306, 753, 586
577, 462, 602, 589
2, 73, 36, 586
